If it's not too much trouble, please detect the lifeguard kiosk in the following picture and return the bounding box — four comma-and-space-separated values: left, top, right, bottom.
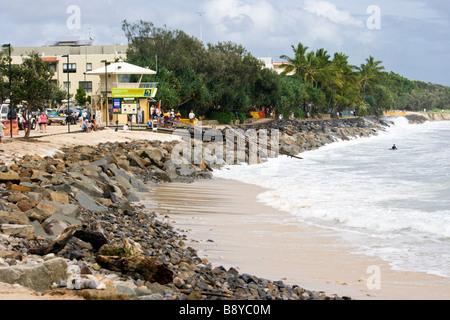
87, 59, 158, 127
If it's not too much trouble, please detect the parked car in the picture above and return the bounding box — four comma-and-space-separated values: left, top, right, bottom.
57, 107, 81, 125
0, 104, 37, 130
47, 110, 66, 125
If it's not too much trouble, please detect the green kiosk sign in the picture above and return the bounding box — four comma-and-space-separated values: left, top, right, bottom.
111, 88, 157, 98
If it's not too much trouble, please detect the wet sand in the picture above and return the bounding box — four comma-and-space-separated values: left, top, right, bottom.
145, 178, 449, 300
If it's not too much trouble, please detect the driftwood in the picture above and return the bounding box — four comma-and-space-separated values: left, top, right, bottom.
96, 255, 173, 285
179, 289, 235, 299
28, 225, 108, 256
73, 226, 108, 251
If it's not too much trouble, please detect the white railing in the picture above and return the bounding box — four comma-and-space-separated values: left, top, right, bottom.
97, 82, 158, 91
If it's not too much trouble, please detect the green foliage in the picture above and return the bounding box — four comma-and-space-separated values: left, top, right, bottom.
293, 109, 306, 119
356, 105, 370, 117
122, 21, 450, 118
123, 20, 271, 115
0, 51, 57, 137
75, 87, 87, 106
208, 111, 237, 124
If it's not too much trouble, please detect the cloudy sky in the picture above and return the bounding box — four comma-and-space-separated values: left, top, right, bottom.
1, 0, 449, 85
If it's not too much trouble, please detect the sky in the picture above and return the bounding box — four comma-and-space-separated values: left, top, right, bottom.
1, 0, 449, 86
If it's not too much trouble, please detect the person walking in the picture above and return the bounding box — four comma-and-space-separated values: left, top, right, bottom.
39, 112, 48, 133
0, 121, 6, 151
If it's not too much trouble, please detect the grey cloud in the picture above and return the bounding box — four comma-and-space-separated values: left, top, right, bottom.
220, 13, 255, 34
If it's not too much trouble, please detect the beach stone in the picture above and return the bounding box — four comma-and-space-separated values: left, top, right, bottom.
0, 258, 68, 293
35, 202, 57, 220
115, 284, 137, 298
74, 191, 108, 213
129, 156, 146, 170
70, 180, 104, 199
7, 193, 29, 204
26, 192, 43, 203
0, 224, 34, 237
113, 175, 133, 189
141, 148, 165, 167
0, 210, 29, 225
0, 172, 21, 183
29, 170, 47, 182
48, 192, 69, 204
0, 250, 23, 261
109, 167, 133, 182
7, 185, 32, 192
186, 291, 203, 300
28, 221, 47, 238
173, 276, 186, 289
177, 165, 195, 177
136, 293, 164, 300
17, 199, 31, 212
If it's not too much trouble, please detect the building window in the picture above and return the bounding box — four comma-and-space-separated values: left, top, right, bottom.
63, 82, 71, 89
79, 81, 93, 93
63, 63, 77, 73
86, 63, 92, 71
49, 64, 56, 72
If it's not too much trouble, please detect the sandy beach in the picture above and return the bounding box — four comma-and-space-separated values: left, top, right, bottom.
145, 178, 449, 300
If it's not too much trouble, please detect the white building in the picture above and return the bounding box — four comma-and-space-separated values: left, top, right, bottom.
258, 57, 294, 75
10, 37, 129, 96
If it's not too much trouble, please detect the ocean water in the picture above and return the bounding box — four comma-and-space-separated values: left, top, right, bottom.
213, 117, 450, 278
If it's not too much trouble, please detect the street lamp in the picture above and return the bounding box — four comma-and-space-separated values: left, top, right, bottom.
101, 59, 108, 127
2, 43, 12, 138
62, 55, 70, 133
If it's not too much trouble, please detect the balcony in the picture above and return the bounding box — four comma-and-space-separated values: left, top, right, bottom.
98, 82, 158, 91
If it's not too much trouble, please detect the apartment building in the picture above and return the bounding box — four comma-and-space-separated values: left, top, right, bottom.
11, 37, 128, 96
258, 57, 294, 75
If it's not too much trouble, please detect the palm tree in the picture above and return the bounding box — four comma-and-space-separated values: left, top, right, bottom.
280, 42, 310, 83
357, 55, 385, 100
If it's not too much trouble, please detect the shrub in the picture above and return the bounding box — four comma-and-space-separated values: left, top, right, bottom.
208, 111, 236, 124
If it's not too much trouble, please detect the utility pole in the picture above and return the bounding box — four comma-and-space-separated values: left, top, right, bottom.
62, 55, 70, 133
196, 12, 206, 43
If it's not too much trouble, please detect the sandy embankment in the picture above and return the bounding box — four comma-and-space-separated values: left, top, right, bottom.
406, 111, 450, 121
146, 178, 449, 300
0, 125, 180, 163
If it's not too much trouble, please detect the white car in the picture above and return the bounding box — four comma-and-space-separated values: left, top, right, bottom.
0, 104, 37, 130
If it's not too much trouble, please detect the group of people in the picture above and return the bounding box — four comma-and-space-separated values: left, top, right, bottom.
81, 119, 99, 133
80, 108, 103, 133
147, 105, 183, 129
249, 106, 280, 119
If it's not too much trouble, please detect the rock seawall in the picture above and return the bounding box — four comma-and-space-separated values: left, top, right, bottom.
0, 115, 427, 300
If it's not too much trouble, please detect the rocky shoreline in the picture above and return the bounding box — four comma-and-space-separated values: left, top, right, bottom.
0, 115, 428, 300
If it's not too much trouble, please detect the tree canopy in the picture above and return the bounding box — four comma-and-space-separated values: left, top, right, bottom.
123, 20, 450, 119
1, 51, 58, 137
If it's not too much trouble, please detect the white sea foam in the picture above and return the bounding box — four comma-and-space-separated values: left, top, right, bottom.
214, 117, 450, 277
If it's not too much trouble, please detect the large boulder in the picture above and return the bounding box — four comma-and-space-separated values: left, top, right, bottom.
0, 210, 29, 225
0, 257, 69, 293
74, 191, 108, 213
0, 224, 34, 237
0, 172, 20, 184
141, 148, 165, 168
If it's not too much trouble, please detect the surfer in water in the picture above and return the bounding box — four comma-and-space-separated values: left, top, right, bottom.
391, 144, 398, 150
